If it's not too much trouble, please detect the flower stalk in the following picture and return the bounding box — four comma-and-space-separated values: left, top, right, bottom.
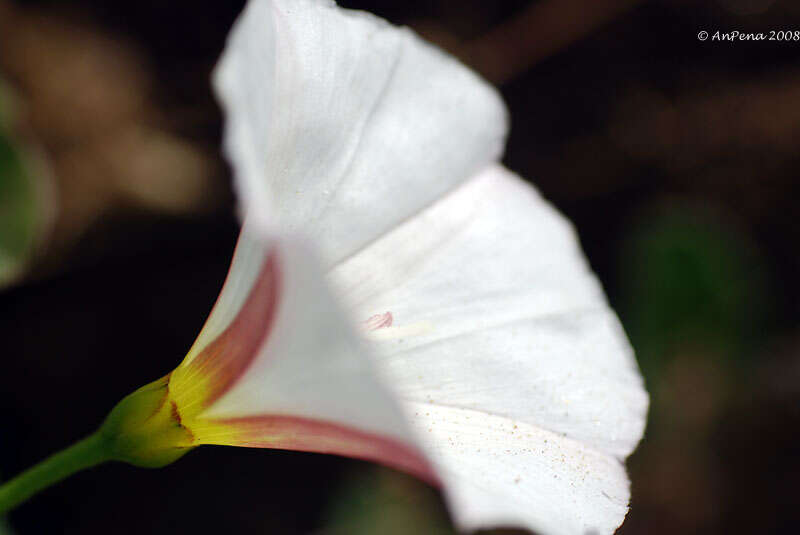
0, 374, 196, 515
0, 432, 109, 515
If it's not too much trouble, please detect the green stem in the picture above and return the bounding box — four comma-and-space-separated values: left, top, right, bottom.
0, 432, 111, 515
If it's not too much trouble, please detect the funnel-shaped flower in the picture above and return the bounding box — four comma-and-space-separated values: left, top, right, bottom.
158, 231, 437, 482
0, 1, 647, 533
185, 1, 646, 533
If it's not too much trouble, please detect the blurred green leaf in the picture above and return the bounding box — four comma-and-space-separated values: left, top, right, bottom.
0, 81, 50, 288
0, 131, 39, 287
0, 474, 12, 535
323, 469, 453, 535
619, 203, 770, 380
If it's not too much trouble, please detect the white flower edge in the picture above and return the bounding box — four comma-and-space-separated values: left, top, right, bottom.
203, 0, 649, 533
182, 167, 647, 535
213, 0, 507, 267
333, 164, 648, 534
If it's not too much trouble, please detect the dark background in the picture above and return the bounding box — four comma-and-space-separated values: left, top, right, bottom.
1, 0, 799, 533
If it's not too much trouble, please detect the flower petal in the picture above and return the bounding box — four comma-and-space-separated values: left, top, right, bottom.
175, 242, 280, 409
213, 0, 507, 266
198, 414, 436, 485
409, 404, 630, 535
181, 226, 277, 370
330, 164, 648, 532
185, 228, 435, 483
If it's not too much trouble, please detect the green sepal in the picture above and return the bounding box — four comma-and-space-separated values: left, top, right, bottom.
99, 375, 196, 468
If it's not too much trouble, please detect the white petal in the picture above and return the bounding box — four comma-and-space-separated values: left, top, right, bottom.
213, 0, 507, 267
183, 225, 269, 365
196, 227, 434, 481
330, 164, 648, 533
410, 404, 630, 535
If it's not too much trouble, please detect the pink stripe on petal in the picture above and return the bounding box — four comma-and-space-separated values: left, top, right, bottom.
364, 312, 393, 330
188, 252, 280, 406
216, 414, 439, 487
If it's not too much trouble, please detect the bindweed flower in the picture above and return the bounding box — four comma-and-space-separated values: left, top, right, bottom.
0, 1, 647, 534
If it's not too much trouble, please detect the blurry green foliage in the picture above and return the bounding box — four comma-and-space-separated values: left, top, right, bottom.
0, 81, 45, 287
619, 204, 770, 381
0, 134, 38, 287
323, 469, 453, 535
323, 468, 527, 535
0, 474, 10, 535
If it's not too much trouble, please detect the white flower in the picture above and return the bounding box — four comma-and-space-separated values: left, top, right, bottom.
166, 1, 649, 534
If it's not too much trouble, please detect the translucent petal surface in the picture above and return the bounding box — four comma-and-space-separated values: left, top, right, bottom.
192, 229, 435, 482
330, 165, 648, 533
190, 166, 647, 534
183, 226, 269, 366
209, 0, 647, 532
213, 0, 507, 266
408, 404, 630, 535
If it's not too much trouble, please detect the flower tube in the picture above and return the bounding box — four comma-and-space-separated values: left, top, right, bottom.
207, 1, 648, 533
0, 1, 647, 534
